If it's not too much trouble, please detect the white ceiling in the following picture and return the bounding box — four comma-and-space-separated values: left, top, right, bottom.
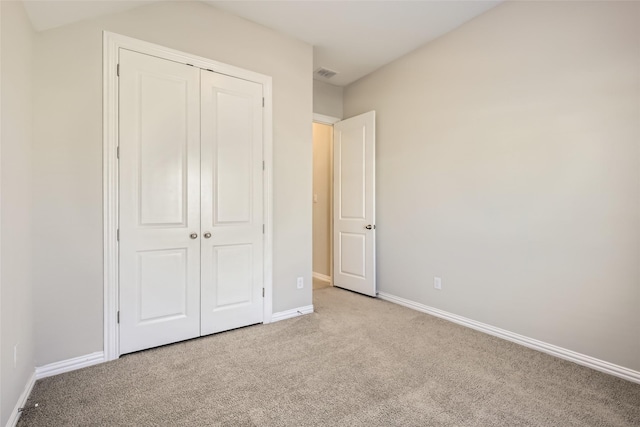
23, 0, 501, 87
23, 1, 152, 33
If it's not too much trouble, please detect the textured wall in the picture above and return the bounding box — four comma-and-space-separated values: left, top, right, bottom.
1, 1, 36, 424
313, 80, 343, 119
344, 1, 640, 371
32, 1, 313, 366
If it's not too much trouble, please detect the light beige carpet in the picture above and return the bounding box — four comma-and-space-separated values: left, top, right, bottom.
18, 287, 640, 426
312, 277, 331, 290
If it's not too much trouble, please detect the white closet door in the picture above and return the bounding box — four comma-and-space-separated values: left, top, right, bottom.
119, 49, 201, 354
200, 70, 264, 335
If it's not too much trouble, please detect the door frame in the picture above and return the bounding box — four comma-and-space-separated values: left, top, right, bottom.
103, 31, 274, 361
313, 114, 340, 126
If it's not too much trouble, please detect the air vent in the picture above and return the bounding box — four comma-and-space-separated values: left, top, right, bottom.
314, 67, 338, 79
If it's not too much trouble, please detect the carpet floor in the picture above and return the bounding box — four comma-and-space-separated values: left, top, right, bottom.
18, 287, 640, 426
312, 278, 331, 290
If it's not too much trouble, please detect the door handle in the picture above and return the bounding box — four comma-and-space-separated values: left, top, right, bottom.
365, 225, 375, 230
204, 232, 212, 239
190, 233, 198, 239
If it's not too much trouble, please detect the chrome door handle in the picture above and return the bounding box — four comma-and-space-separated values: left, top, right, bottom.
203, 232, 212, 239
365, 225, 375, 230
190, 233, 198, 239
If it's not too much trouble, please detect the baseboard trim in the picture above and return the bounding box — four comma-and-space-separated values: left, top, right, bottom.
312, 272, 331, 283
271, 305, 314, 322
377, 292, 640, 384
35, 351, 105, 380
6, 372, 36, 427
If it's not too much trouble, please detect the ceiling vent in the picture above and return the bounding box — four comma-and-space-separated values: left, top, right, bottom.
314, 67, 338, 80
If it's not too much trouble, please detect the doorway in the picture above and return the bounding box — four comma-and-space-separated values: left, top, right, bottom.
118, 48, 265, 355
103, 32, 274, 360
312, 121, 334, 291
312, 111, 377, 297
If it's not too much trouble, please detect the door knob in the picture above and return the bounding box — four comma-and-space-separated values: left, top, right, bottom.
365, 225, 375, 230
204, 232, 212, 239
190, 233, 198, 239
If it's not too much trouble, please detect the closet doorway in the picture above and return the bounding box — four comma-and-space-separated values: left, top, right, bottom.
103, 32, 273, 360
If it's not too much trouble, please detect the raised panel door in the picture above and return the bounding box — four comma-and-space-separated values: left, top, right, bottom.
119, 49, 201, 354
334, 111, 376, 296
200, 70, 264, 335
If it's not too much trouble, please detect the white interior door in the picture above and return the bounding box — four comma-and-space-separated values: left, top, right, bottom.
333, 111, 376, 296
200, 70, 264, 335
119, 49, 201, 354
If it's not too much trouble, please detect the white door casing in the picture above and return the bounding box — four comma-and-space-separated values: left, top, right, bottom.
333, 111, 376, 296
118, 49, 202, 354
102, 31, 273, 361
200, 70, 264, 335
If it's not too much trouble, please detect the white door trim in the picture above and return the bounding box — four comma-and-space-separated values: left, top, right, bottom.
313, 113, 341, 125
103, 31, 274, 361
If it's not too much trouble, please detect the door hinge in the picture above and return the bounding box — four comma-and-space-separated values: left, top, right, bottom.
262, 161, 265, 170
117, 229, 119, 241
116, 146, 120, 159
117, 311, 120, 324
117, 64, 120, 77
262, 224, 265, 234
262, 288, 265, 298
262, 98, 265, 107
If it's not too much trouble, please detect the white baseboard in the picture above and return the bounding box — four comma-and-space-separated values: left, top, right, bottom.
6, 372, 36, 427
35, 351, 105, 380
271, 305, 314, 322
312, 272, 331, 283
378, 292, 640, 384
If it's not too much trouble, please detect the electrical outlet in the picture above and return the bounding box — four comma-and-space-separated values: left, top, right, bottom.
14, 345, 18, 368
434, 277, 442, 290
297, 277, 304, 289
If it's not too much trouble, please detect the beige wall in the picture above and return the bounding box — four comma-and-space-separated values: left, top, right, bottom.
312, 123, 332, 277
344, 1, 640, 371
32, 1, 313, 366
0, 1, 36, 424
313, 80, 343, 118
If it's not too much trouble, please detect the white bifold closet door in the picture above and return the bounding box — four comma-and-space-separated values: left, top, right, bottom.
200, 69, 264, 335
119, 49, 264, 355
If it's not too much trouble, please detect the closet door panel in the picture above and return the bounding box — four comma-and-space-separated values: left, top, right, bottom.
200, 70, 264, 335
119, 49, 201, 355
214, 91, 253, 224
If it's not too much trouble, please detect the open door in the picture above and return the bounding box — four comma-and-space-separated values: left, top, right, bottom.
333, 111, 376, 296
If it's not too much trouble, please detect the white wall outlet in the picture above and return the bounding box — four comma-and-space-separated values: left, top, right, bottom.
434, 277, 442, 290
297, 276, 304, 289
14, 344, 18, 368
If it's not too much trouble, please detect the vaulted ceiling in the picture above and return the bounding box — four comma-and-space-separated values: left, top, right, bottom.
22, 0, 501, 86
